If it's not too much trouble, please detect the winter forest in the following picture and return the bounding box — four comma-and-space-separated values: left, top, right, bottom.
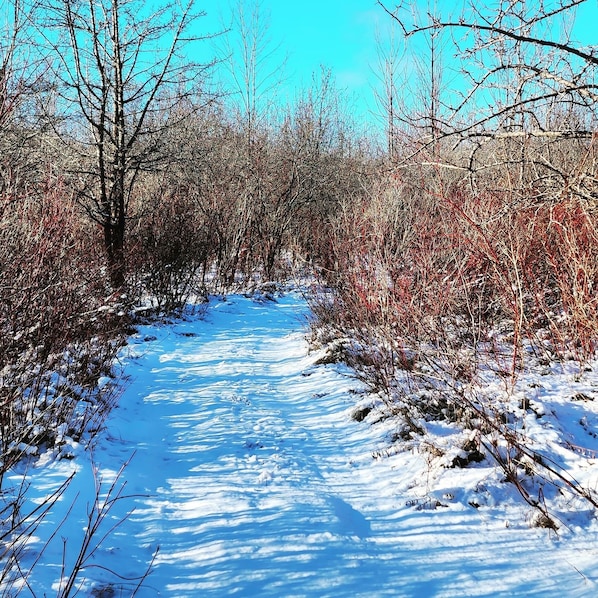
2, 0, 598, 595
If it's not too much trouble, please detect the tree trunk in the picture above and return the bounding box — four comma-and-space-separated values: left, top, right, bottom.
104, 216, 126, 290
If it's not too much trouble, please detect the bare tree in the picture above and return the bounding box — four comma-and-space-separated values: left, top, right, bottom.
0, 0, 50, 195
378, 0, 598, 142
372, 21, 401, 162
218, 0, 285, 151
211, 0, 288, 283
373, 0, 455, 172
41, 0, 215, 288
376, 1, 598, 205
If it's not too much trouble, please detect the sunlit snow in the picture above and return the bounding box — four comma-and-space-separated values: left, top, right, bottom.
6, 291, 598, 596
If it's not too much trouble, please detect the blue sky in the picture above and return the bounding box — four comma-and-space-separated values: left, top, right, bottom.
204, 0, 388, 130
264, 1, 381, 89
202, 0, 598, 133
265, 0, 386, 125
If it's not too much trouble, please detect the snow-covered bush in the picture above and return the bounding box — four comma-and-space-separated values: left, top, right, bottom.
307, 157, 598, 521
0, 183, 126, 479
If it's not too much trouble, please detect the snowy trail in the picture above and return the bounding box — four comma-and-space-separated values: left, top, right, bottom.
13, 292, 598, 596
103, 294, 387, 596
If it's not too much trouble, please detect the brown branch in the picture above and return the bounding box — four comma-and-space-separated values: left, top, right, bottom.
377, 1, 598, 65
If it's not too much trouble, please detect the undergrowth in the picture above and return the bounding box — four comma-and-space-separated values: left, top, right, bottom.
307, 166, 598, 527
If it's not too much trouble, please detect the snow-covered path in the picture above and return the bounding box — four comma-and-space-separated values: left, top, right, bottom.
105, 294, 382, 596
12, 293, 598, 596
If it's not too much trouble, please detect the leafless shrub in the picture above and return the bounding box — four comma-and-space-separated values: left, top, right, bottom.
308, 130, 598, 521
55, 459, 156, 597
0, 179, 128, 585
129, 185, 215, 313
1, 472, 75, 593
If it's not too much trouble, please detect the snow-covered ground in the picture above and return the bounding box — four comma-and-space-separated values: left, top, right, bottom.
5, 291, 598, 596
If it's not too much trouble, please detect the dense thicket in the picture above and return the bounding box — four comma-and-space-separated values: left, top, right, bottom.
2, 0, 598, 579
313, 0, 598, 396
304, 0, 598, 524
0, 0, 370, 489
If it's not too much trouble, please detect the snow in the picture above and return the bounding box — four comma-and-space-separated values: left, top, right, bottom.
4, 291, 598, 596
